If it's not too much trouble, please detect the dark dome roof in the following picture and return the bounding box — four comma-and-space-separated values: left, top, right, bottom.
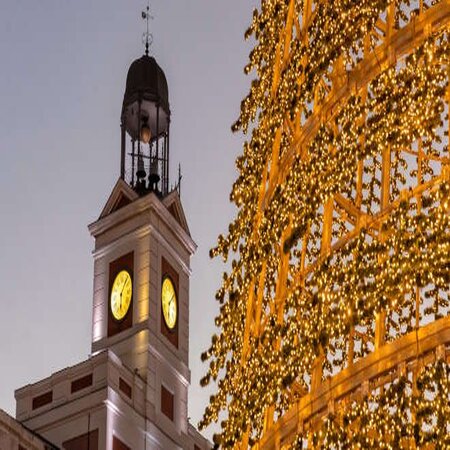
122, 55, 170, 115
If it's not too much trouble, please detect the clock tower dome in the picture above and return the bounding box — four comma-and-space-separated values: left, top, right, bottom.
15, 46, 210, 450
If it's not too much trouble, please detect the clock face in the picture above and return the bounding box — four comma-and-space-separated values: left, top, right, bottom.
161, 276, 177, 330
110, 270, 132, 321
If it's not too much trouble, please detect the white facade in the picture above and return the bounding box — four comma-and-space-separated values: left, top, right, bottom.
14, 182, 211, 450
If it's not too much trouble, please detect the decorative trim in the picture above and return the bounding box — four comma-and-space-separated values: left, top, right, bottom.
91, 226, 150, 259
147, 341, 190, 387
89, 191, 196, 256
91, 224, 192, 277
162, 190, 190, 235
98, 178, 138, 219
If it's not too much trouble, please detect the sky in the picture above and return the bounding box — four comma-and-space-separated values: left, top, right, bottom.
0, 0, 257, 440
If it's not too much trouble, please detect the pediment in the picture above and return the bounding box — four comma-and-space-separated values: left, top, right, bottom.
98, 178, 139, 219
162, 190, 191, 236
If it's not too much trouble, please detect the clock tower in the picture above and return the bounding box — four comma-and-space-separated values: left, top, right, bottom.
14, 49, 210, 450
88, 50, 196, 440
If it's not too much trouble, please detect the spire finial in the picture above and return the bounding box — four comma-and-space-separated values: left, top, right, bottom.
141, 2, 153, 56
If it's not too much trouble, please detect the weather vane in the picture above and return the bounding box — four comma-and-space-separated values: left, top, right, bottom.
142, 2, 153, 56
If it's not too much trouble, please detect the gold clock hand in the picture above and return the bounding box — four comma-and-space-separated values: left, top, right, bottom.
121, 277, 129, 295
119, 276, 129, 313
169, 295, 175, 325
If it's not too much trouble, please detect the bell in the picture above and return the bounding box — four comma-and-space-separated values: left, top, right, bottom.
149, 158, 160, 191
150, 159, 159, 176
136, 155, 146, 179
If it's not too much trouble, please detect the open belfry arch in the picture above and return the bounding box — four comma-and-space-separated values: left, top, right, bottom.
200, 0, 450, 448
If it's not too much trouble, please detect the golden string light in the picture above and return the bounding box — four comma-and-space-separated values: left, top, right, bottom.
201, 0, 450, 448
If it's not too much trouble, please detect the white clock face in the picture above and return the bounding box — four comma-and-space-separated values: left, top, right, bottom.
161, 276, 177, 329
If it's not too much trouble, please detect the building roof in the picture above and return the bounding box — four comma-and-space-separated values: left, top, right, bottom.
0, 408, 59, 450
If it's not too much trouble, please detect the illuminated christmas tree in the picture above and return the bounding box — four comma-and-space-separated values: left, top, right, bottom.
201, 0, 450, 448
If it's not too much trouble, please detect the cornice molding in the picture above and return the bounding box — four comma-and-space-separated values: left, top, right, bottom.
91, 224, 192, 276
88, 191, 197, 256
147, 341, 190, 387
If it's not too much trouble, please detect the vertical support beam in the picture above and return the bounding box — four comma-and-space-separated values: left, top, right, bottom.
240, 156, 270, 449
375, 3, 393, 349
308, 197, 333, 450
386, 3, 395, 43
293, 226, 310, 353
321, 197, 334, 252
131, 139, 136, 187
163, 134, 167, 194
411, 140, 424, 429
303, 0, 312, 29
380, 145, 391, 210
138, 100, 142, 158
263, 220, 292, 434
259, 3, 298, 437
283, 0, 295, 63
375, 141, 392, 352
156, 104, 160, 192
241, 281, 256, 364
355, 144, 364, 207
311, 197, 333, 392
415, 139, 423, 329
375, 143, 391, 350
446, 64, 450, 172
349, 44, 369, 366
268, 129, 282, 190
167, 119, 171, 195
254, 261, 267, 336
120, 120, 126, 180
375, 3, 394, 352
375, 0, 393, 346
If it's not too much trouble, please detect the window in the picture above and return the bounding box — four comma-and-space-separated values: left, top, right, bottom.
71, 373, 93, 394
119, 377, 132, 398
32, 391, 52, 410
161, 385, 174, 421
112, 436, 130, 450
63, 429, 98, 450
